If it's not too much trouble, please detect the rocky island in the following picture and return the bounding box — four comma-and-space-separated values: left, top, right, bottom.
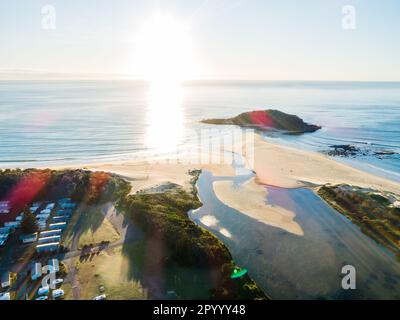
201, 109, 321, 134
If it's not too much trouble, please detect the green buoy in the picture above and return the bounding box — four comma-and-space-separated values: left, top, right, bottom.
230, 266, 248, 279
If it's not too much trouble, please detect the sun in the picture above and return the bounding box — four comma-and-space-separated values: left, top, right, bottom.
135, 14, 197, 83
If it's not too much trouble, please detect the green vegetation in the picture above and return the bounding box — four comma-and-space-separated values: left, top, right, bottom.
202, 109, 321, 133
122, 171, 268, 300
61, 202, 120, 249
0, 168, 268, 300
21, 211, 38, 234
71, 246, 148, 300
318, 185, 400, 258
0, 168, 131, 209
77, 207, 120, 249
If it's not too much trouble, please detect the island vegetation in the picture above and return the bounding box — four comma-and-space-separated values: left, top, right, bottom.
318, 184, 400, 259
201, 109, 321, 134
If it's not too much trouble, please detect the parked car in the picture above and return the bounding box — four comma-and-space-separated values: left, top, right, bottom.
52, 289, 64, 299
38, 286, 49, 296
52, 279, 63, 286
0, 292, 10, 300
93, 294, 107, 300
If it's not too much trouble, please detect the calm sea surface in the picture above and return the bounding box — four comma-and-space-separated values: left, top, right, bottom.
0, 80, 399, 180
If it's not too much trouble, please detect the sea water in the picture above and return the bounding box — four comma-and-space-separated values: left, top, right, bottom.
0, 80, 399, 180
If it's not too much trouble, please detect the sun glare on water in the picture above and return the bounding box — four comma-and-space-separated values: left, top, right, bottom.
145, 82, 184, 155
136, 14, 195, 155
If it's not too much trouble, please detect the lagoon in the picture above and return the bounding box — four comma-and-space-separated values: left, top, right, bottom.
190, 170, 400, 299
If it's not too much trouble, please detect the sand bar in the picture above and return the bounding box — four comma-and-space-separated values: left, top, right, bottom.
213, 178, 304, 236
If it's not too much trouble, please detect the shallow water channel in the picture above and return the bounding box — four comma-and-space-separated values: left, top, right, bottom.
189, 170, 400, 299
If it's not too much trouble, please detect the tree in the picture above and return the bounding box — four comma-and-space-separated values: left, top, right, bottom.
21, 211, 38, 234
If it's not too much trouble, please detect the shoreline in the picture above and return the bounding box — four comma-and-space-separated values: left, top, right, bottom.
3, 134, 399, 236
251, 134, 400, 194
5, 133, 399, 193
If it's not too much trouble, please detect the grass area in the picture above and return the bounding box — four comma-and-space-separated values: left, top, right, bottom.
62, 204, 120, 249
77, 207, 120, 249
62, 282, 73, 300
73, 246, 148, 300
62, 206, 84, 248
68, 235, 214, 300
318, 184, 400, 257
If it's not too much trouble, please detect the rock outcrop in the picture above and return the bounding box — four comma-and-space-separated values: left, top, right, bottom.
201, 109, 321, 134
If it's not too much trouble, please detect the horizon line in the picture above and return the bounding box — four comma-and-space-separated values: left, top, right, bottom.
1, 71, 400, 83
1, 76, 400, 83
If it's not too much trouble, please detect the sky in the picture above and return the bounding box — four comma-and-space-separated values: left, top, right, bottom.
0, 0, 399, 81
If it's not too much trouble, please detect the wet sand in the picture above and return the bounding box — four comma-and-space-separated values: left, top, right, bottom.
213, 178, 303, 236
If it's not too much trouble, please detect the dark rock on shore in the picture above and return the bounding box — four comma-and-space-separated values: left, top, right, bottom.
374, 150, 397, 156
201, 109, 321, 134
323, 144, 398, 158
323, 145, 363, 157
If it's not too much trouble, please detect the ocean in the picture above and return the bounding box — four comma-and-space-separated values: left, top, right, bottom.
0, 80, 399, 181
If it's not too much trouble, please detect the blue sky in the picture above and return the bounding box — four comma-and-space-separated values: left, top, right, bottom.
0, 0, 399, 80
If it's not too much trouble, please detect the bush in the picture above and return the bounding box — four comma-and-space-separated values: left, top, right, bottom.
21, 211, 38, 234
122, 185, 268, 300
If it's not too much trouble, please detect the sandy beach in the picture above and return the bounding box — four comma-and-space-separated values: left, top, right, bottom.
53, 133, 400, 194
57, 162, 236, 194
48, 133, 399, 235
251, 134, 400, 194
